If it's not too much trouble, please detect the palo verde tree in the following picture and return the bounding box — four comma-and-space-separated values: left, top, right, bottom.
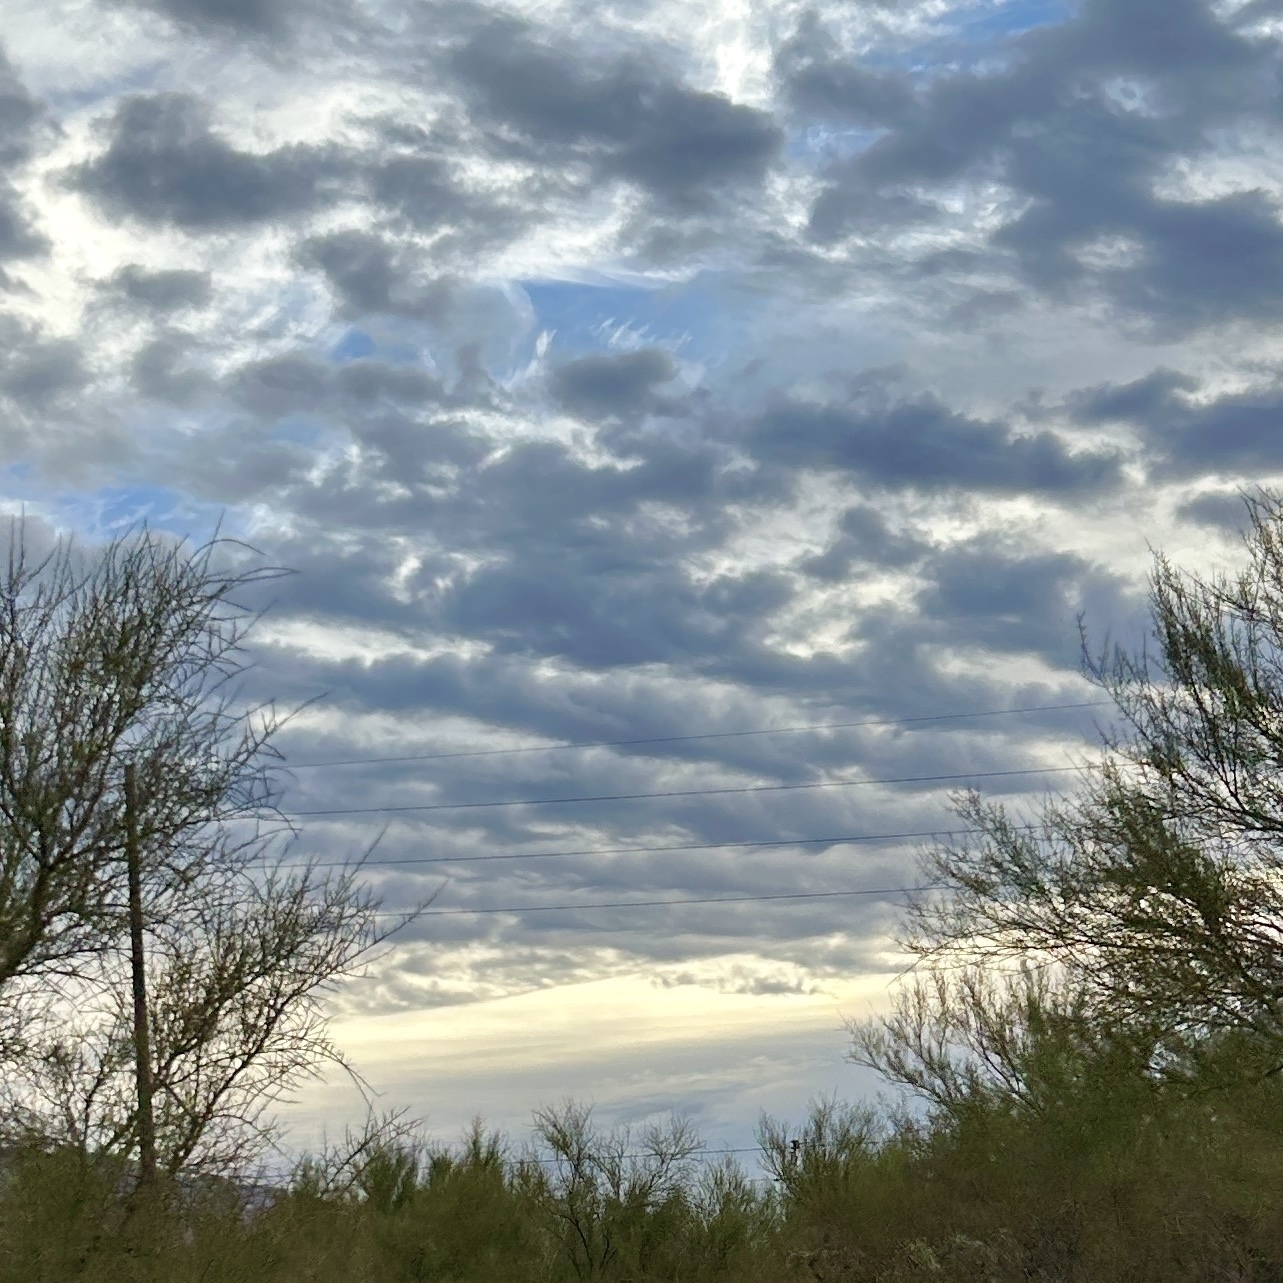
852, 490, 1283, 1102
0, 521, 417, 1181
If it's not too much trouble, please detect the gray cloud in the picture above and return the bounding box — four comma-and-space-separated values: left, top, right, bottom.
743, 383, 1124, 496
549, 348, 682, 422
450, 17, 783, 209
109, 0, 355, 38
0, 47, 49, 264
1177, 490, 1253, 533
229, 352, 446, 416
912, 539, 1137, 669
0, 192, 45, 266
0, 47, 43, 169
1071, 369, 1283, 478
774, 11, 916, 128
789, 0, 1283, 333
1070, 367, 1199, 424
0, 317, 88, 411
128, 0, 288, 34
372, 152, 502, 236
298, 230, 451, 318
111, 264, 212, 311
71, 93, 348, 229
130, 333, 215, 405
800, 503, 927, 583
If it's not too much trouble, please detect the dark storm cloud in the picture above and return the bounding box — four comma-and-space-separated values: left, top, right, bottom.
744, 384, 1124, 495
449, 17, 783, 208
1071, 369, 1283, 478
235, 401, 1103, 766
71, 93, 348, 229
197, 327, 1130, 737
548, 348, 683, 422
789, 0, 1283, 333
111, 264, 213, 311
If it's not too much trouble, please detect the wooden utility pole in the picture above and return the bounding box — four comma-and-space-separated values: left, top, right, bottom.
124, 762, 157, 1189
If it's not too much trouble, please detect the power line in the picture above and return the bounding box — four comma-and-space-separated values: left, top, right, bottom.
524, 1145, 764, 1168
281, 700, 1107, 769
378, 884, 938, 919
289, 764, 1083, 818
274, 825, 993, 871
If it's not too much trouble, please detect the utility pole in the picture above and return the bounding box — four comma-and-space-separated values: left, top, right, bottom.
124, 762, 157, 1189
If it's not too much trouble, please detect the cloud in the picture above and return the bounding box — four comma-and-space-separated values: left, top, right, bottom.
111, 264, 213, 311
1071, 368, 1283, 479
0, 46, 49, 264
743, 381, 1124, 496
126, 0, 291, 34
912, 537, 1137, 669
129, 333, 216, 405
774, 11, 917, 128
0, 46, 43, 168
298, 230, 453, 318
548, 348, 683, 422
11, 0, 1283, 1143
110, 0, 355, 39
450, 17, 783, 209
370, 148, 520, 251
70, 93, 349, 229
0, 316, 88, 412
800, 503, 927, 582
0, 194, 45, 266
1177, 490, 1253, 533
789, 0, 1283, 334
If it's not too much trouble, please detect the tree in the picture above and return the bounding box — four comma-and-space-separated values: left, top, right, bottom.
0, 523, 281, 997
0, 521, 420, 1180
530, 1101, 703, 1280
855, 490, 1283, 1092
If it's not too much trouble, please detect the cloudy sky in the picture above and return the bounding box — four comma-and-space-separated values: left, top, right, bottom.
2, 0, 1279, 1159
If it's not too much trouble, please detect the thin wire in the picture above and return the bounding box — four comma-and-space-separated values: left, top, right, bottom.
289, 764, 1083, 818
378, 884, 940, 919
272, 825, 993, 871
524, 1145, 765, 1167
283, 699, 1108, 769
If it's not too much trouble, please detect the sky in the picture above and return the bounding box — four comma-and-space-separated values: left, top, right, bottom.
1, 0, 1281, 1165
